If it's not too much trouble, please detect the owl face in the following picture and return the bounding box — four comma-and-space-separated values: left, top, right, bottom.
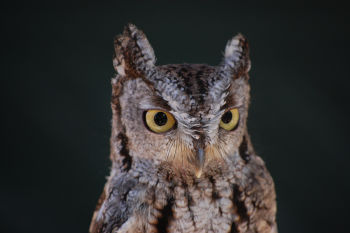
111, 24, 251, 177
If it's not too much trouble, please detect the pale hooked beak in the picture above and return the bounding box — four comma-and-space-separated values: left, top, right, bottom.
195, 147, 205, 178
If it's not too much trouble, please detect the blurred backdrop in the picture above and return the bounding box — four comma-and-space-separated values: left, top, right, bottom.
2, 1, 349, 233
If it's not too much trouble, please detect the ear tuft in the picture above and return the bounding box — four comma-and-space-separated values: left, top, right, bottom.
113, 24, 156, 77
222, 34, 251, 77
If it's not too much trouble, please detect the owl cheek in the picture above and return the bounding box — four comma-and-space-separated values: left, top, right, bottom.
205, 145, 223, 161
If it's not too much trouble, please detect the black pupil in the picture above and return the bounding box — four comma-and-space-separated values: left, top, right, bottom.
154, 112, 168, 126
222, 111, 232, 124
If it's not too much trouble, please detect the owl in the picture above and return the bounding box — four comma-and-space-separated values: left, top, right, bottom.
89, 24, 277, 233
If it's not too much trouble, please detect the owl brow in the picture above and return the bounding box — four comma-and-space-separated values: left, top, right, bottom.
221, 103, 244, 111
220, 92, 243, 111
138, 94, 171, 111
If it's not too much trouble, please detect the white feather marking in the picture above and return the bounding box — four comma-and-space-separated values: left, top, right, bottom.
224, 37, 243, 68
113, 58, 126, 76
224, 38, 241, 58
116, 65, 126, 76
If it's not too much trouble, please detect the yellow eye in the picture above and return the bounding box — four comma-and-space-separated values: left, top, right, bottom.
219, 108, 239, 131
144, 110, 176, 133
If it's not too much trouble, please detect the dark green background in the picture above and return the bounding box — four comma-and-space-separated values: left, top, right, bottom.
2, 1, 349, 233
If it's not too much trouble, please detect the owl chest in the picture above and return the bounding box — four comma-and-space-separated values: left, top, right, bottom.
147, 177, 240, 233
119, 158, 276, 232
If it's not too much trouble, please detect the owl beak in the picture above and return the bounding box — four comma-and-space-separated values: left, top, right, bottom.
195, 147, 205, 178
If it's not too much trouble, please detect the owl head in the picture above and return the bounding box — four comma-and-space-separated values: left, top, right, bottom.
110, 24, 251, 179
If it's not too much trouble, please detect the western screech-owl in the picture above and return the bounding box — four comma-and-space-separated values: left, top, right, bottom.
90, 24, 277, 233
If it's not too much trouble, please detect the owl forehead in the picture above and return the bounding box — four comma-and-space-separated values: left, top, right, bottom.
154, 64, 229, 115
